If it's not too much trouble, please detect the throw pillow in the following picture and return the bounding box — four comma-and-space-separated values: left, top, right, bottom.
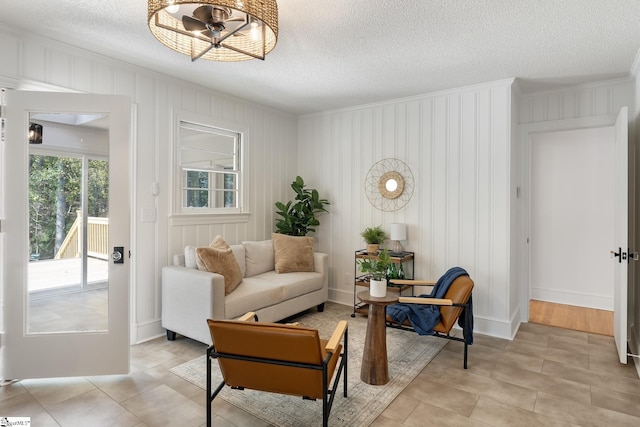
272, 233, 315, 273
195, 236, 243, 295
242, 239, 275, 277
184, 245, 197, 269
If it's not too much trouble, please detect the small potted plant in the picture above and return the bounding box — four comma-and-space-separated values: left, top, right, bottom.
357, 249, 391, 297
360, 225, 388, 254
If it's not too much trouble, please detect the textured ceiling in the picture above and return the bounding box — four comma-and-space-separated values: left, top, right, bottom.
1, 0, 639, 114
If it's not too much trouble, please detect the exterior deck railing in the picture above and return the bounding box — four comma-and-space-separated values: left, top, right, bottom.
55, 210, 109, 260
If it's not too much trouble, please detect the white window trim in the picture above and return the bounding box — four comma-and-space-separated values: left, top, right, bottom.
170, 109, 250, 225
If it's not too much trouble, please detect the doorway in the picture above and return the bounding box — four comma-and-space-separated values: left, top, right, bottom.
530, 126, 616, 311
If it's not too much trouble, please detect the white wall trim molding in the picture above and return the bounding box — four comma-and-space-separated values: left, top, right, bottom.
169, 212, 251, 226
518, 77, 634, 100
129, 103, 139, 345
135, 319, 164, 344
530, 288, 614, 311
300, 78, 516, 118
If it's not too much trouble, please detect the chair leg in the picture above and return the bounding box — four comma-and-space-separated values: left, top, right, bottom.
317, 303, 325, 312
463, 341, 468, 369
166, 329, 176, 341
343, 328, 348, 397
206, 348, 212, 427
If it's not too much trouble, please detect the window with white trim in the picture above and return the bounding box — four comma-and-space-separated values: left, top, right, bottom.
178, 121, 242, 213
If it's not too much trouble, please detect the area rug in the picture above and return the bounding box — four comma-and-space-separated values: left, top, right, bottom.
170, 303, 446, 426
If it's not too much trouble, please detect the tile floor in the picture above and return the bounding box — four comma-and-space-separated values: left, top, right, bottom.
1, 302, 640, 426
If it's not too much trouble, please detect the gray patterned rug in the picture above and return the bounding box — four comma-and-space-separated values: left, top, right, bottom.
170, 303, 446, 426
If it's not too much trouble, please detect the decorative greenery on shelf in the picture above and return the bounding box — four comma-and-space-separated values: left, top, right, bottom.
360, 225, 388, 244
357, 248, 391, 281
275, 176, 330, 236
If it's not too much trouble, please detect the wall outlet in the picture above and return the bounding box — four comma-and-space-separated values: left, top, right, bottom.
344, 272, 351, 285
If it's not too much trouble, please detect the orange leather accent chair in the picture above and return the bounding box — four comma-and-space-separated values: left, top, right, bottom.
387, 274, 474, 368
206, 312, 348, 427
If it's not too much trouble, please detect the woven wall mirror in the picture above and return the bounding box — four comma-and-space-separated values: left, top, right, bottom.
365, 158, 414, 211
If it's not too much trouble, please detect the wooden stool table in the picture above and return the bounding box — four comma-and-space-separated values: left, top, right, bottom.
357, 291, 399, 385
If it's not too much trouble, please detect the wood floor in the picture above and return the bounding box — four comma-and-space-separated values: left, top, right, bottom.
529, 300, 614, 336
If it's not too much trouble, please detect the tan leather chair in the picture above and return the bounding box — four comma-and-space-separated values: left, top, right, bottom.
206, 312, 348, 427
387, 274, 474, 368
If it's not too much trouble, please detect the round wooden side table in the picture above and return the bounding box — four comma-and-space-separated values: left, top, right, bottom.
357, 291, 399, 385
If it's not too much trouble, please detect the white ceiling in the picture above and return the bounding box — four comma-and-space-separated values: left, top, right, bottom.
1, 0, 639, 114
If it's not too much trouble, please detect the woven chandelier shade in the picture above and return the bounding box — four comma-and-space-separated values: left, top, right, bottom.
148, 0, 278, 62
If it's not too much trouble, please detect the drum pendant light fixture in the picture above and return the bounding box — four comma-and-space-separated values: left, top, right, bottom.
148, 0, 278, 62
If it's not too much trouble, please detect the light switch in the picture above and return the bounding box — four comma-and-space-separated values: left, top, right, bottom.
141, 207, 157, 223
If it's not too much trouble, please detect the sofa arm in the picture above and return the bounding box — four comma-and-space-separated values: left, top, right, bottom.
161, 265, 226, 344
314, 252, 329, 296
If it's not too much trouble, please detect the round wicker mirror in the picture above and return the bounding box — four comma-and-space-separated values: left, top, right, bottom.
365, 158, 414, 211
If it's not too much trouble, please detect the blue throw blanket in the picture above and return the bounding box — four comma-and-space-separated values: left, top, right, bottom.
386, 267, 473, 344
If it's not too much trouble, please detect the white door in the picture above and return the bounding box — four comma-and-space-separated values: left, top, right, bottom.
613, 106, 629, 364
2, 90, 130, 379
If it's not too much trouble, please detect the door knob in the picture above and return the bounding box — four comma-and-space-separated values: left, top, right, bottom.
112, 246, 124, 264
611, 247, 624, 263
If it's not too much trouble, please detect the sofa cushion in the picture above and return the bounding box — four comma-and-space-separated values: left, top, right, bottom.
272, 233, 315, 273
230, 244, 246, 278
242, 240, 274, 277
195, 236, 243, 295
224, 277, 283, 319
255, 270, 324, 300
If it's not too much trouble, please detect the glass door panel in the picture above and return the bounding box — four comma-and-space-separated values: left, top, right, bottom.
27, 118, 110, 334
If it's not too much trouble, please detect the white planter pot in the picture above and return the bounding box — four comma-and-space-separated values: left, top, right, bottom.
370, 278, 387, 297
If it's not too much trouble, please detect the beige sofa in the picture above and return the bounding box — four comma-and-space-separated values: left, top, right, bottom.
162, 238, 328, 344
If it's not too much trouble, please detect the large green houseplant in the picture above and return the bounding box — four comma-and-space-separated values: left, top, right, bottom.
275, 176, 330, 236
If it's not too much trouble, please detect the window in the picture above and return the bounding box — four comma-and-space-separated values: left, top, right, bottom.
176, 119, 244, 217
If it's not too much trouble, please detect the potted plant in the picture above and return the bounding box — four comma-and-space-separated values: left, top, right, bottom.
275, 176, 330, 236
361, 226, 388, 254
357, 249, 391, 297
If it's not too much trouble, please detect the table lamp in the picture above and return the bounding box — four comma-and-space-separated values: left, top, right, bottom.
390, 223, 407, 255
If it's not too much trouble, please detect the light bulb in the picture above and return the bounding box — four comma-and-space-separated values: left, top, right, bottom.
165, 2, 179, 13
250, 22, 260, 40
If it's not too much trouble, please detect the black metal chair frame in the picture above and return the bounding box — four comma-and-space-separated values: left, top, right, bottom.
206, 323, 348, 427
386, 297, 472, 369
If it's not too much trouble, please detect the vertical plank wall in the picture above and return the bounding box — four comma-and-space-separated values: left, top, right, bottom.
298, 80, 518, 338
0, 27, 298, 343
1, 24, 638, 344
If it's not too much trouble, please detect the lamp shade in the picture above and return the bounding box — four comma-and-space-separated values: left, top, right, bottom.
390, 223, 407, 241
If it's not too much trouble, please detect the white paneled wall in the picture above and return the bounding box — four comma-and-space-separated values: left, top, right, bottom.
2, 23, 638, 348
298, 80, 518, 338
0, 26, 297, 343
519, 79, 634, 124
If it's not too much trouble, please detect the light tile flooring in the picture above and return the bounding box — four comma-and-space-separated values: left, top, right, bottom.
1, 302, 640, 426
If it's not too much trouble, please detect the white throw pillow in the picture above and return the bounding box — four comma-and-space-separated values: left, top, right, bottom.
242, 240, 274, 277
184, 245, 198, 269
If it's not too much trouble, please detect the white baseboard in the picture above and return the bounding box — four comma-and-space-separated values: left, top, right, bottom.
531, 288, 613, 311
135, 319, 164, 344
